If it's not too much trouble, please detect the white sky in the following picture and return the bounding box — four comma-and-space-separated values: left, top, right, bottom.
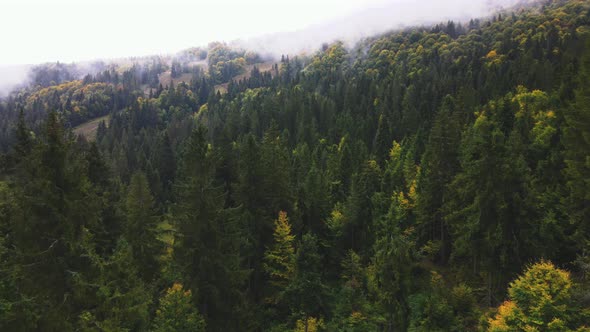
0, 0, 393, 65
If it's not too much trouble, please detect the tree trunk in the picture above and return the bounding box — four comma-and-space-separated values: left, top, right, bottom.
487, 272, 492, 307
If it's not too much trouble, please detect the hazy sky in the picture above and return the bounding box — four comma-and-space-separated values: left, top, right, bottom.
0, 0, 520, 65
0, 0, 394, 65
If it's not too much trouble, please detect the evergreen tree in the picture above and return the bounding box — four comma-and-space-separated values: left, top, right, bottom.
263, 211, 295, 303
564, 39, 590, 246
173, 126, 246, 331
416, 95, 462, 263
344, 160, 381, 255
329, 250, 380, 331
286, 233, 326, 330
151, 283, 206, 332
0, 2, 589, 329
13, 108, 32, 162
156, 132, 176, 204
124, 171, 162, 281
445, 101, 534, 303
368, 192, 417, 332
373, 113, 391, 166
9, 111, 103, 330
75, 238, 152, 332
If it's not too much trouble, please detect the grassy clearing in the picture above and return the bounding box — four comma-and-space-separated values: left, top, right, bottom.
213, 61, 276, 94
73, 115, 110, 140
158, 72, 195, 87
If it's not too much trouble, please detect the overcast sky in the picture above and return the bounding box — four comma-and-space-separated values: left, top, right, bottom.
0, 0, 391, 65
0, 0, 520, 65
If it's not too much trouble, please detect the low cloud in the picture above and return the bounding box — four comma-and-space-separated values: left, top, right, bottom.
234, 0, 528, 57
0, 0, 530, 96
0, 64, 32, 97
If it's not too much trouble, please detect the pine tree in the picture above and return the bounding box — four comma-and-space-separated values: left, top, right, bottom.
368, 191, 416, 332
124, 171, 162, 281
285, 233, 326, 329
173, 126, 246, 331
564, 39, 590, 246
85, 142, 110, 187
156, 132, 176, 202
416, 95, 461, 263
96, 120, 107, 143
344, 160, 381, 255
373, 113, 391, 166
75, 238, 152, 332
13, 108, 32, 161
9, 111, 104, 330
0, 182, 35, 331
260, 124, 293, 217
263, 211, 295, 303
234, 134, 267, 301
151, 283, 206, 332
328, 250, 380, 331
301, 164, 331, 236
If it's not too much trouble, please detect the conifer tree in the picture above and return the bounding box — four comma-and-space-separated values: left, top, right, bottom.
368, 191, 416, 332
286, 233, 326, 330
124, 171, 162, 280
564, 39, 590, 245
151, 283, 205, 332
14, 108, 32, 162
344, 160, 381, 254
263, 211, 295, 303
445, 101, 533, 302
173, 126, 246, 330
156, 132, 176, 203
373, 113, 391, 166
416, 95, 461, 262
76, 238, 153, 332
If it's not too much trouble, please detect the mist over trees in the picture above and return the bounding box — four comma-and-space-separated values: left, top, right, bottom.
1, 0, 590, 331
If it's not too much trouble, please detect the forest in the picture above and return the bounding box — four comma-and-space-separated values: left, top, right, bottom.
1, 0, 590, 331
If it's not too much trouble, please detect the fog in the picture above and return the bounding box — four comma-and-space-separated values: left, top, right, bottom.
235, 0, 526, 56
0, 0, 527, 97
0, 64, 32, 97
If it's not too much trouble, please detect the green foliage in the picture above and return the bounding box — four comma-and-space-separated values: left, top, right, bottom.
294, 316, 325, 332
173, 126, 247, 330
151, 283, 205, 332
487, 261, 589, 331
124, 171, 163, 280
75, 238, 152, 332
286, 233, 327, 326
328, 250, 382, 331
263, 211, 295, 301
416, 95, 462, 263
564, 37, 590, 245
1, 1, 590, 330
207, 42, 249, 83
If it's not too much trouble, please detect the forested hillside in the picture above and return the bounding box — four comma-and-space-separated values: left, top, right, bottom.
1, 0, 590, 331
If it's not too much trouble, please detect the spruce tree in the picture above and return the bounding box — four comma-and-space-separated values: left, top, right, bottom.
286, 233, 326, 330
151, 283, 206, 332
564, 39, 590, 245
173, 126, 246, 331
263, 211, 295, 303
124, 171, 162, 281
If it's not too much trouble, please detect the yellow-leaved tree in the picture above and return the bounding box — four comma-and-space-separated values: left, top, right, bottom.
488, 261, 589, 332
151, 283, 205, 332
263, 211, 295, 303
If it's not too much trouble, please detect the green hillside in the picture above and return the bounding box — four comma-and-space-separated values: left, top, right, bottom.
0, 1, 590, 331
